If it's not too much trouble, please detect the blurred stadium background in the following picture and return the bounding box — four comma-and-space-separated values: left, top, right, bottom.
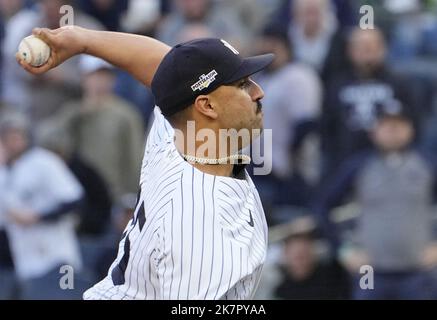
2, 0, 437, 300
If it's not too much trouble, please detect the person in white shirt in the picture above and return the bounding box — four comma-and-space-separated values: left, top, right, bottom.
0, 111, 84, 298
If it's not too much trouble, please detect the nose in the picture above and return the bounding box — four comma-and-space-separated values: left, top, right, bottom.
250, 79, 264, 101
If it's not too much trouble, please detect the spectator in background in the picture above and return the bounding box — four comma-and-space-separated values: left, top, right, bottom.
267, 0, 353, 82
271, 0, 357, 32
113, 0, 162, 127
113, 69, 156, 128
290, 0, 339, 72
77, 0, 129, 31
0, 131, 4, 162
0, 0, 27, 35
49, 55, 145, 203
321, 27, 417, 179
382, 0, 437, 62
252, 24, 322, 216
175, 21, 213, 43
216, 0, 282, 35
119, 0, 161, 34
316, 99, 437, 299
255, 215, 350, 299
93, 193, 137, 281
0, 226, 16, 299
420, 97, 437, 159
381, 0, 437, 120
37, 119, 122, 284
111, 0, 160, 127
156, 0, 250, 51
0, 0, 25, 20
1, 0, 104, 118
0, 108, 17, 299
0, 111, 85, 299
36, 122, 113, 237
0, 0, 27, 99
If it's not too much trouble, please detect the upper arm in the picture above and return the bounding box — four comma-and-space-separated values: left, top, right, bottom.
84, 30, 171, 87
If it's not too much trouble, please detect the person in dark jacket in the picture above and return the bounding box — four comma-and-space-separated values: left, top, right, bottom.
321, 27, 418, 180
315, 98, 437, 299
265, 215, 350, 299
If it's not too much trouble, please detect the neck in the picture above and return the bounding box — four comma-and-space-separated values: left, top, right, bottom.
175, 138, 236, 177
174, 126, 247, 177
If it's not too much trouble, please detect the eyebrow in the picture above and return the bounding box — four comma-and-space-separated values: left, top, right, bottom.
230, 77, 250, 86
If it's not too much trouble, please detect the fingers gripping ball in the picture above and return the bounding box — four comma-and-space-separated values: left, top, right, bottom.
18, 35, 51, 67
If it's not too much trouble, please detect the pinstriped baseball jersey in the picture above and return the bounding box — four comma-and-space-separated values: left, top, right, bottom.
83, 107, 268, 300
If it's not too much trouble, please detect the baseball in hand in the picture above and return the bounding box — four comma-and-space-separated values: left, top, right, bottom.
18, 35, 51, 67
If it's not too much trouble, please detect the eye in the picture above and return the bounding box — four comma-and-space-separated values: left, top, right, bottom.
238, 79, 251, 89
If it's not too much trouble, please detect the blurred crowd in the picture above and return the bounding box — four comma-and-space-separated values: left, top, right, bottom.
1, 0, 437, 300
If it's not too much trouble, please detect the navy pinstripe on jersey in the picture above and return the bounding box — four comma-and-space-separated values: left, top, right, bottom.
83, 107, 268, 300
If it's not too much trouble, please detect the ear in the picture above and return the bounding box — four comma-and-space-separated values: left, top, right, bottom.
193, 94, 218, 120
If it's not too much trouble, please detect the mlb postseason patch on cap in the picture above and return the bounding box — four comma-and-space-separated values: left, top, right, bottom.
191, 70, 218, 92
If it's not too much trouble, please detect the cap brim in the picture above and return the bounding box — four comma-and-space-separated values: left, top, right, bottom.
224, 53, 275, 84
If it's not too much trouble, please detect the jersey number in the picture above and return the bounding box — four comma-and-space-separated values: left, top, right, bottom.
111, 192, 145, 286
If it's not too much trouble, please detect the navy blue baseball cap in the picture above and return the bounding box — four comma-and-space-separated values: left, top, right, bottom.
151, 38, 275, 117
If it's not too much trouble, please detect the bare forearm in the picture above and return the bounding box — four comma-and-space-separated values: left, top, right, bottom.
81, 29, 171, 86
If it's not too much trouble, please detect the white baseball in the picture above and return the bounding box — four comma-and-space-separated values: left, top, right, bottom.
18, 35, 51, 67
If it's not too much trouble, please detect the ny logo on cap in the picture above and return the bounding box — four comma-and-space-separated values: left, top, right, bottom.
191, 69, 218, 92
221, 39, 239, 55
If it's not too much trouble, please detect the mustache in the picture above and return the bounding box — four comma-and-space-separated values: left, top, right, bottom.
256, 100, 263, 113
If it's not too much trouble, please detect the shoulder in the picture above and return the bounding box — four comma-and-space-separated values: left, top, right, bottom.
335, 150, 375, 179
110, 97, 143, 122
27, 148, 68, 171
141, 149, 185, 199
344, 149, 374, 167
28, 147, 58, 161
414, 147, 437, 173
53, 101, 83, 124
11, 148, 68, 179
